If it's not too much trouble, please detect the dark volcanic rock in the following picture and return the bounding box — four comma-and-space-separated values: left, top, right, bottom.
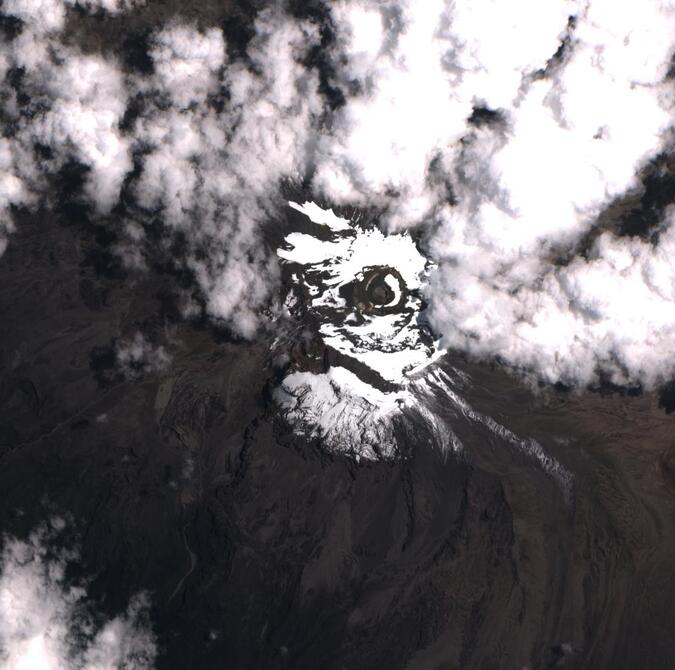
1, 208, 675, 670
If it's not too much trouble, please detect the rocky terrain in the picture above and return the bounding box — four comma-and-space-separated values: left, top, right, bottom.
2, 0, 675, 666
2, 200, 675, 669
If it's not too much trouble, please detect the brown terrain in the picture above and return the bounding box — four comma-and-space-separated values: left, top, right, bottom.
2, 2, 675, 667
1, 188, 674, 670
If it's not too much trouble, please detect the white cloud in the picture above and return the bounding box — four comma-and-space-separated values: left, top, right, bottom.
313, 0, 576, 227
1, 0, 66, 33
1, 2, 323, 336
146, 23, 226, 110
129, 11, 323, 336
421, 0, 675, 387
1, 0, 674, 388
0, 139, 28, 256
64, 0, 145, 15
313, 0, 675, 388
29, 53, 132, 213
493, 210, 675, 387
115, 332, 170, 380
0, 0, 131, 228
0, 0, 65, 252
0, 519, 156, 669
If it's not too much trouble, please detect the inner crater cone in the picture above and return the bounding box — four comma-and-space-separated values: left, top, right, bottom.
356, 267, 406, 312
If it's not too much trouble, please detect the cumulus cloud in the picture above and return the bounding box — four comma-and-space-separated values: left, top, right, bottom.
0, 518, 156, 669
427, 208, 675, 387
310, 0, 675, 388
32, 53, 131, 212
420, 1, 675, 387
312, 0, 576, 225
64, 0, 145, 15
127, 11, 323, 336
2, 0, 66, 33
1, 0, 324, 336
0, 0, 131, 224
1, 0, 674, 388
115, 332, 170, 380
0, 139, 28, 256
0, 0, 63, 251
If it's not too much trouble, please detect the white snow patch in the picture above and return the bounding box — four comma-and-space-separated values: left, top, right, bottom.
288, 201, 352, 231
275, 366, 410, 459
279, 201, 440, 384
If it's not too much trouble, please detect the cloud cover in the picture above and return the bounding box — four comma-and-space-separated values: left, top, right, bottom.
129, 11, 323, 336
115, 332, 170, 380
1, 0, 323, 337
1, 0, 674, 388
312, 0, 675, 388
0, 0, 131, 235
0, 519, 156, 669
